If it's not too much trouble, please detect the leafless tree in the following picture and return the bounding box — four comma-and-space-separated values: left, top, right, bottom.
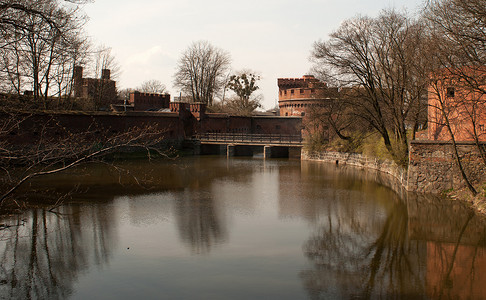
425, 2, 486, 142
137, 79, 167, 94
428, 72, 479, 195
214, 95, 262, 116
312, 10, 429, 166
423, 0, 486, 194
0, 112, 170, 208
83, 45, 120, 110
0, 0, 90, 109
173, 41, 231, 106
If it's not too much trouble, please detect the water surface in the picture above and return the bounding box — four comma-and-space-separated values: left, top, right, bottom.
0, 157, 485, 299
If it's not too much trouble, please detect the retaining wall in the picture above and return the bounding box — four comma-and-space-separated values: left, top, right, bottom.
303, 140, 486, 194
408, 141, 486, 193
302, 150, 408, 190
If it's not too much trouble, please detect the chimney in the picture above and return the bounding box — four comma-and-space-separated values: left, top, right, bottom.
73, 66, 84, 98
74, 66, 83, 80
101, 69, 111, 80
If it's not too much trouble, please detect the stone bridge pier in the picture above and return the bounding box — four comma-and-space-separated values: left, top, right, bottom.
195, 133, 303, 159
198, 143, 301, 159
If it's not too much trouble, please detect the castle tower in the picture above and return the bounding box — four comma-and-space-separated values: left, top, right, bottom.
277, 75, 335, 117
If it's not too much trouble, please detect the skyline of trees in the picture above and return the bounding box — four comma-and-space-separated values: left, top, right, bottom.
173, 40, 231, 106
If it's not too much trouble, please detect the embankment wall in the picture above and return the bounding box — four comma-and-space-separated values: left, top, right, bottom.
303, 140, 486, 194
408, 141, 486, 193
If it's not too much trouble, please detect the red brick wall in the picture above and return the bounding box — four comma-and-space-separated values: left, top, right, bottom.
2, 110, 302, 147
129, 92, 170, 111
278, 75, 337, 117
1, 112, 186, 146
198, 114, 302, 135
428, 69, 486, 142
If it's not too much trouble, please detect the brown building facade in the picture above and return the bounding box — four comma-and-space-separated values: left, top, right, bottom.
428, 67, 486, 142
73, 66, 118, 109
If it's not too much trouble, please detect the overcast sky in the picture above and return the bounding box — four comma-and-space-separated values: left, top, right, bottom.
82, 0, 425, 109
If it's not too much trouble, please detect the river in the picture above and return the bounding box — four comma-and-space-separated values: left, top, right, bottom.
0, 156, 485, 299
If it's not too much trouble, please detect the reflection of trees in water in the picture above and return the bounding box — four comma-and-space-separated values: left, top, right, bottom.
426, 212, 486, 300
175, 190, 227, 254
0, 205, 115, 299
301, 189, 426, 299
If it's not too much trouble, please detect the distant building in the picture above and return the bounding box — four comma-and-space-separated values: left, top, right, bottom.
277, 75, 337, 117
73, 66, 118, 109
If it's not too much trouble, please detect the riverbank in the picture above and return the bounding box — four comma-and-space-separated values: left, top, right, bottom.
445, 187, 486, 216
302, 149, 486, 217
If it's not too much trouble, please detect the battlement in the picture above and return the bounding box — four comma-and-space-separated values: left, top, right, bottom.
129, 91, 170, 111
170, 102, 207, 120
277, 75, 339, 117
277, 75, 326, 89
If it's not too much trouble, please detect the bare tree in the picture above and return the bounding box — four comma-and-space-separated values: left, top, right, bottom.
423, 0, 486, 194
137, 79, 167, 94
425, 0, 486, 154
0, 112, 170, 208
173, 41, 231, 106
0, 0, 90, 109
84, 45, 119, 109
428, 71, 478, 195
217, 95, 262, 116
312, 10, 429, 166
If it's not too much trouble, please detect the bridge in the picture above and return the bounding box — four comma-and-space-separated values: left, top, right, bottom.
194, 133, 304, 158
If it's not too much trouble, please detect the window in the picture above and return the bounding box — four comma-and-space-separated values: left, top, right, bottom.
446, 87, 455, 98
301, 112, 305, 116
291, 89, 294, 94
300, 89, 304, 94
480, 124, 485, 132
284, 90, 287, 95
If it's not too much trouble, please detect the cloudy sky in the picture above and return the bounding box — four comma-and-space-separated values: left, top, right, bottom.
82, 0, 425, 109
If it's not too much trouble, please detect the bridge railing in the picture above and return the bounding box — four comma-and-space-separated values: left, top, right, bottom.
195, 133, 303, 145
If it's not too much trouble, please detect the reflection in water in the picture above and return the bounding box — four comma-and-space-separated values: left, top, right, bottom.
296, 162, 426, 299
0, 205, 115, 299
407, 188, 486, 299
0, 157, 486, 299
175, 190, 227, 254
297, 161, 486, 299
301, 199, 426, 299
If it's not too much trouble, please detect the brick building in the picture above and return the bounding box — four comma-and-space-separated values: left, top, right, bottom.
73, 66, 118, 109
278, 75, 338, 117
428, 67, 486, 142
129, 91, 170, 111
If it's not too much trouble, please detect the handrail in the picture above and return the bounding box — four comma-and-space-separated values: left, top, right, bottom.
195, 133, 303, 145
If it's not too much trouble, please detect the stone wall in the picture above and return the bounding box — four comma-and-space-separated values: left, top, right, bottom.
303, 140, 486, 194
302, 150, 408, 189
408, 140, 486, 193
